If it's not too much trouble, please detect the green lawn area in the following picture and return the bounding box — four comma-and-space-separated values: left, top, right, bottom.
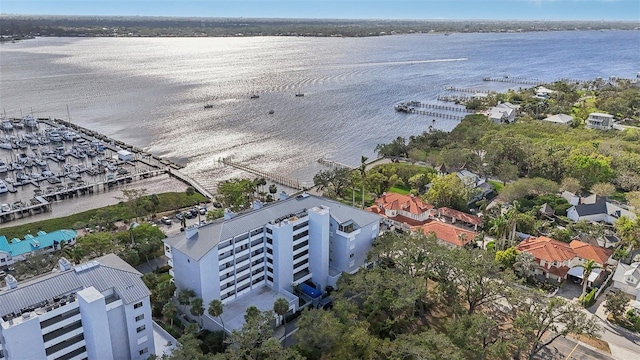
0, 191, 207, 240
389, 184, 411, 195
488, 180, 504, 192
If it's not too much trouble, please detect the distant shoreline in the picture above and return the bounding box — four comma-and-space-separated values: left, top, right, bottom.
1, 16, 638, 41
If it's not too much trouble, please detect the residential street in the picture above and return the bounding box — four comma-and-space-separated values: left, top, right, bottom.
586, 291, 640, 360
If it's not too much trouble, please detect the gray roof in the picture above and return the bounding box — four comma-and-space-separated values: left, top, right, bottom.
0, 254, 149, 318
164, 194, 382, 261
573, 198, 608, 217
543, 114, 573, 124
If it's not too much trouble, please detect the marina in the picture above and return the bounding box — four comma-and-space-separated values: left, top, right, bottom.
0, 116, 206, 224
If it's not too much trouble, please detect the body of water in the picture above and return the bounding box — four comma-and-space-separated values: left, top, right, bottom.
1, 31, 638, 191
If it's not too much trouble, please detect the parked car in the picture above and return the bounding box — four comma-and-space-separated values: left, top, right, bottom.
199, 206, 207, 215
161, 216, 172, 225
175, 212, 184, 221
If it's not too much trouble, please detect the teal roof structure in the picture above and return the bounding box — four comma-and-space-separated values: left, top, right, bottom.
0, 229, 77, 257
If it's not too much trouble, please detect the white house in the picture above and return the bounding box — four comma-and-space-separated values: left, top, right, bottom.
535, 86, 556, 99
488, 102, 519, 123
612, 262, 640, 310
566, 197, 637, 225
0, 254, 156, 360
586, 112, 614, 130
542, 114, 573, 125
163, 193, 381, 333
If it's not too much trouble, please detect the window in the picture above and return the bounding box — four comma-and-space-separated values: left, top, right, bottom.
134, 302, 143, 309
139, 347, 148, 355
137, 325, 146, 333
266, 228, 273, 234
267, 276, 273, 282
135, 314, 144, 322
293, 221, 309, 231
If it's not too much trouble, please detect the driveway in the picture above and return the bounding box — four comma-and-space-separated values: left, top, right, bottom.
556, 280, 584, 301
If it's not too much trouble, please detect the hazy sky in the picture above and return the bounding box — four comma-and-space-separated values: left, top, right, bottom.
1, 0, 639, 21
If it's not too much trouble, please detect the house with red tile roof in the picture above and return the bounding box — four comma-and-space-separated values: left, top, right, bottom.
437, 207, 483, 231
367, 193, 436, 229
412, 220, 478, 248
515, 236, 613, 283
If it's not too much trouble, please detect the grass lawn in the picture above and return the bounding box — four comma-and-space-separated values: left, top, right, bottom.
488, 180, 504, 192
568, 334, 611, 354
339, 188, 376, 208
0, 192, 207, 240
389, 184, 411, 195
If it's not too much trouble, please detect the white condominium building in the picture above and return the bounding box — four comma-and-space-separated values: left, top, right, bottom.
163, 193, 382, 331
0, 254, 154, 360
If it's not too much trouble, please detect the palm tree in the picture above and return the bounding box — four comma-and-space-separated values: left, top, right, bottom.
208, 299, 225, 339
162, 302, 177, 327
581, 259, 602, 295
489, 215, 509, 251
359, 156, 368, 208
273, 298, 290, 345
177, 289, 195, 314
190, 297, 205, 327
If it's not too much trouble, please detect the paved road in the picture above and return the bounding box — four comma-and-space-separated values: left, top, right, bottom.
537, 336, 613, 360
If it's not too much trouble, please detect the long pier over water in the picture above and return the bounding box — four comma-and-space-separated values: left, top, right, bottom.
219, 157, 304, 190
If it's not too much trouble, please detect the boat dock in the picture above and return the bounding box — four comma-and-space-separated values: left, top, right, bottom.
0, 116, 210, 224
482, 76, 540, 85
394, 101, 466, 120
317, 157, 353, 170
444, 86, 489, 94
219, 157, 304, 190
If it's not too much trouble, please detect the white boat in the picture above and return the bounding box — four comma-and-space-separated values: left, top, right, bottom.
68, 172, 81, 180
1, 120, 13, 131
0, 180, 8, 194
0, 142, 12, 150
0, 203, 10, 212
0, 160, 7, 173
23, 115, 37, 128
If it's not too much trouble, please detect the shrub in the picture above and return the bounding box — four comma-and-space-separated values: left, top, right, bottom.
580, 288, 597, 308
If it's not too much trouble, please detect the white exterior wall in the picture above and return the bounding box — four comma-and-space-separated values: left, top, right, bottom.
78, 287, 114, 360
0, 252, 12, 267
0, 315, 47, 360
123, 298, 154, 360
308, 207, 330, 290
171, 248, 202, 298
199, 249, 221, 306
107, 302, 130, 360
270, 222, 295, 293
567, 208, 607, 223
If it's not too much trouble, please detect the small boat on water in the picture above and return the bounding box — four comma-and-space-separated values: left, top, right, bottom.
0, 160, 7, 173
204, 104, 214, 109
250, 93, 260, 99
1, 119, 14, 131
295, 92, 304, 97
0, 180, 8, 194
268, 110, 275, 115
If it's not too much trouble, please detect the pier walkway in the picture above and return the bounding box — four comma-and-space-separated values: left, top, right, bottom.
219, 157, 304, 191
317, 158, 353, 170
482, 77, 540, 86
167, 169, 214, 199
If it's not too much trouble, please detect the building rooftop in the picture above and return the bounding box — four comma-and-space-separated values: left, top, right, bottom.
0, 230, 77, 257
542, 114, 573, 124
0, 254, 148, 320
165, 194, 382, 261
437, 207, 482, 225
569, 240, 613, 265
516, 236, 576, 263
412, 221, 477, 247
369, 193, 434, 216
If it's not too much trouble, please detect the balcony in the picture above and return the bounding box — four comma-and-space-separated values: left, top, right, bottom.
43, 322, 83, 349
293, 268, 311, 282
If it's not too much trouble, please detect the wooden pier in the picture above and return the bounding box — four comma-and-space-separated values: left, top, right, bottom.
444, 86, 489, 94
317, 158, 353, 170
167, 169, 214, 199
482, 77, 540, 86
219, 157, 303, 190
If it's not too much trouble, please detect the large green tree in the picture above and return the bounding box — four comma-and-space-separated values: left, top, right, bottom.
424, 173, 471, 210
